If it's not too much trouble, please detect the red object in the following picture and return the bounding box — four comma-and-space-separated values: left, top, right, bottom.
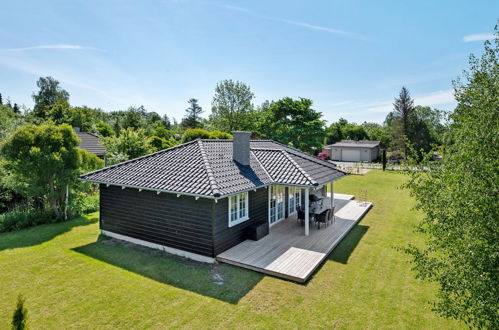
317, 152, 329, 160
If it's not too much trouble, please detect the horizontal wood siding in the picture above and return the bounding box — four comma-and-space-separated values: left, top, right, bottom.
100, 185, 215, 257
213, 187, 268, 255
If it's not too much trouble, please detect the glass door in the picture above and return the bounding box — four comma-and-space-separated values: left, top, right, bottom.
269, 186, 285, 226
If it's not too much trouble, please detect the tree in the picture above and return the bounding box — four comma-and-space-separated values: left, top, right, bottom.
11, 295, 28, 330
181, 98, 203, 129
102, 128, 151, 163
32, 77, 69, 119
259, 97, 325, 153
162, 114, 172, 130
210, 79, 255, 131
392, 87, 414, 154
362, 122, 392, 148
0, 93, 3, 105
1, 124, 101, 219
404, 28, 499, 328
12, 103, 20, 114
95, 122, 115, 137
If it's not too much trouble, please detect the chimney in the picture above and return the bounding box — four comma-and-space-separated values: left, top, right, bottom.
232, 131, 251, 166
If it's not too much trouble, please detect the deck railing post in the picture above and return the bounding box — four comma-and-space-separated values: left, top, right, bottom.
304, 189, 309, 236
330, 181, 334, 219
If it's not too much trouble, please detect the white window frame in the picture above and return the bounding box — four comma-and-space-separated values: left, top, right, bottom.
228, 192, 249, 227
288, 186, 301, 215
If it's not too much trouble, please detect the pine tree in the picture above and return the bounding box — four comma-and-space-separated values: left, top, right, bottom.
162, 114, 171, 129
13, 103, 20, 114
0, 93, 3, 105
392, 87, 414, 154
181, 98, 203, 128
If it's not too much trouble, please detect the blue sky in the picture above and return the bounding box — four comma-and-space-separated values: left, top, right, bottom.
0, 1, 497, 124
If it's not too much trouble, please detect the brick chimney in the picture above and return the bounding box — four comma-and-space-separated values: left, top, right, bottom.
232, 131, 251, 166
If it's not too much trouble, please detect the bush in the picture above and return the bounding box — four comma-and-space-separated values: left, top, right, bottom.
68, 192, 99, 218
0, 193, 99, 233
0, 207, 55, 233
182, 128, 233, 143
181, 128, 211, 142
209, 130, 232, 139
389, 150, 405, 160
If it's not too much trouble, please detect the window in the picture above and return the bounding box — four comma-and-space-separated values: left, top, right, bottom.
269, 186, 285, 226
228, 192, 249, 227
288, 187, 301, 215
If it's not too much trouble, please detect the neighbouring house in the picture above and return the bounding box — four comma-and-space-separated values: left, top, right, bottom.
80, 132, 347, 264
323, 140, 380, 162
74, 127, 107, 158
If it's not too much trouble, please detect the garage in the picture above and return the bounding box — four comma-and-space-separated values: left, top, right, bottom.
341, 149, 361, 162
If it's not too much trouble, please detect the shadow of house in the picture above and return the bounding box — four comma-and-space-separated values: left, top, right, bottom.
0, 215, 98, 251
72, 235, 263, 304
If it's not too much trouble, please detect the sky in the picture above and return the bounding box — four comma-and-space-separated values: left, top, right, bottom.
0, 1, 497, 124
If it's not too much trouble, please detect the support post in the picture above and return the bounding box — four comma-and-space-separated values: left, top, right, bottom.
304, 188, 309, 236
330, 181, 335, 217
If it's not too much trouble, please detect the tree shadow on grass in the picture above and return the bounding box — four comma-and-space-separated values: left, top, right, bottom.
72, 235, 263, 304
0, 215, 98, 251
328, 224, 369, 264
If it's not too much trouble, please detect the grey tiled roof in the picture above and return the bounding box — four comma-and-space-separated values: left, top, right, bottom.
326, 140, 380, 148
80, 139, 346, 198
76, 132, 107, 156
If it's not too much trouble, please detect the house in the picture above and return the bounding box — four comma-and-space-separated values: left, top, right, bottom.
80, 132, 347, 264
74, 127, 107, 157
323, 140, 380, 162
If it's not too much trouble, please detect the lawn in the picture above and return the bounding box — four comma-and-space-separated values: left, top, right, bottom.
0, 170, 463, 329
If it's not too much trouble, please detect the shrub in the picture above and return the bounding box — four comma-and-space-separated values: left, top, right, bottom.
95, 122, 115, 137
209, 130, 232, 139
0, 207, 55, 232
11, 295, 28, 330
389, 150, 405, 160
181, 128, 211, 142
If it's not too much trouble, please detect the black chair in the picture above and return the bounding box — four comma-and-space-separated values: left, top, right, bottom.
296, 205, 305, 225
315, 209, 330, 229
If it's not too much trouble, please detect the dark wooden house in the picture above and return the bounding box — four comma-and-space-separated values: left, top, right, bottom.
80, 132, 346, 262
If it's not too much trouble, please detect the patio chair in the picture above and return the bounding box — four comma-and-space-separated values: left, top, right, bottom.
296, 205, 305, 225
327, 206, 335, 225
315, 209, 330, 229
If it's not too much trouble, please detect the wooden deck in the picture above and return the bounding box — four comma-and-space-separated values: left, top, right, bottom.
217, 196, 372, 282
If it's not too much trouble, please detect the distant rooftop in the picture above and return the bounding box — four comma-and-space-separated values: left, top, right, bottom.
74, 128, 107, 156
326, 140, 380, 148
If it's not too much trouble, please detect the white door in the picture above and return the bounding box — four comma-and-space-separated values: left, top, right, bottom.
269, 186, 285, 226
341, 149, 361, 162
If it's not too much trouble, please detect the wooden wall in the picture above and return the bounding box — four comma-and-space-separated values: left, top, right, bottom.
100, 185, 215, 257
212, 187, 268, 255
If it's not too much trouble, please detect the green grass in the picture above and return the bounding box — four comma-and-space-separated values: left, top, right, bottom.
0, 170, 463, 329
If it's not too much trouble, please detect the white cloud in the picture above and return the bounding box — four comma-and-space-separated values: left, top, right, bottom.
463, 33, 495, 42
342, 89, 456, 115
278, 19, 364, 39
218, 4, 365, 40
218, 4, 251, 13
0, 44, 98, 52
413, 89, 455, 106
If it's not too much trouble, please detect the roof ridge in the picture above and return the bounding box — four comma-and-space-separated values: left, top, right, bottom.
281, 150, 318, 186
197, 140, 222, 197
250, 150, 274, 182
79, 139, 199, 179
